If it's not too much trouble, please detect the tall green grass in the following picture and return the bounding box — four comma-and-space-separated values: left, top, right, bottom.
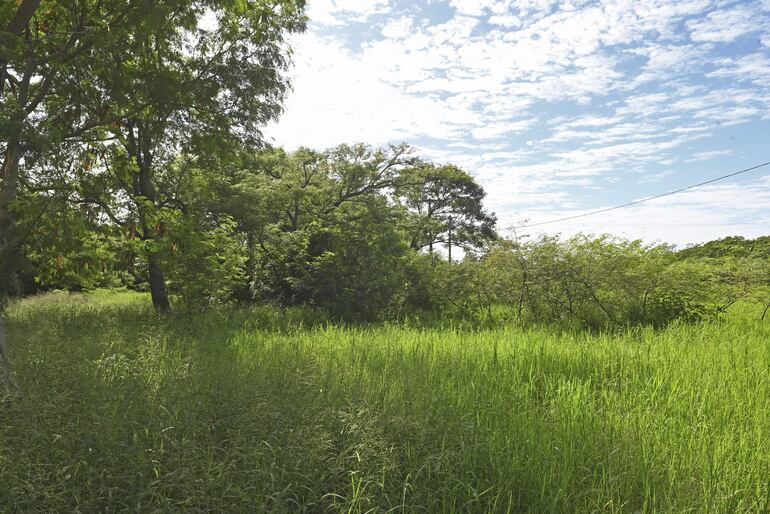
1, 291, 769, 513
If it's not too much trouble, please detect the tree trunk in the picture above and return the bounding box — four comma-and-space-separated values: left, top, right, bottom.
0, 142, 21, 291
0, 0, 41, 97
1, 43, 27, 384
129, 124, 171, 312
138, 201, 171, 313
0, 146, 14, 383
148, 254, 171, 312
1, 143, 21, 326
4, 0, 41, 35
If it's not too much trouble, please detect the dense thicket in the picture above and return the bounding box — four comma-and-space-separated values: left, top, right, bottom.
452, 235, 770, 328
16, 142, 500, 319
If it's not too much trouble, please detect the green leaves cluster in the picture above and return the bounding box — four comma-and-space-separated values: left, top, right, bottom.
396, 163, 497, 257
161, 212, 247, 311
14, 194, 125, 291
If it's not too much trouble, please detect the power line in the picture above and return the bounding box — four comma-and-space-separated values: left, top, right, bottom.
512, 160, 770, 229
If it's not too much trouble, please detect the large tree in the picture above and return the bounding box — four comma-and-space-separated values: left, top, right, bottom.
396, 164, 497, 261
1, 0, 143, 383
0, 0, 305, 379
166, 143, 417, 312
80, 0, 305, 311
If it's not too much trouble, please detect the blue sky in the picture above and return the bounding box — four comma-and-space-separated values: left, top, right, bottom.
267, 0, 770, 245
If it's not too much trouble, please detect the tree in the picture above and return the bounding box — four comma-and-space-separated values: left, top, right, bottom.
0, 0, 305, 380
74, 0, 305, 311
678, 236, 770, 259
15, 189, 124, 292
191, 143, 416, 307
1, 0, 141, 383
299, 197, 413, 321
396, 164, 496, 261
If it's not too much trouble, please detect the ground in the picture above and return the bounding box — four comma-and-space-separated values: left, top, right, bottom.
1, 291, 769, 513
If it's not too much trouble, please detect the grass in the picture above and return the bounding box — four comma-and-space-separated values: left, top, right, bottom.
1, 291, 769, 513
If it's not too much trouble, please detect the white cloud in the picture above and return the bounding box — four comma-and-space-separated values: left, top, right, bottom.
687, 5, 765, 43
707, 53, 770, 84
268, 32, 478, 148
470, 118, 536, 140
615, 92, 671, 116
629, 44, 711, 86
381, 16, 414, 38
508, 179, 770, 246
307, 0, 389, 26
449, 0, 507, 16
488, 14, 522, 27
684, 150, 733, 162
269, 0, 770, 243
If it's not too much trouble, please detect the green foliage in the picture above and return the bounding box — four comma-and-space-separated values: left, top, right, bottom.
421, 234, 770, 329
14, 194, 124, 291
2, 0, 307, 312
678, 235, 770, 259
395, 163, 497, 255
161, 213, 247, 310
204, 144, 429, 320
248, 200, 415, 321
300, 205, 412, 321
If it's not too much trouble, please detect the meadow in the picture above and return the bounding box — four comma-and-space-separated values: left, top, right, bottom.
1, 291, 769, 513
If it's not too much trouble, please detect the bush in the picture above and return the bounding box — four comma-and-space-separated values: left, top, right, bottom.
162, 214, 247, 310
432, 234, 751, 329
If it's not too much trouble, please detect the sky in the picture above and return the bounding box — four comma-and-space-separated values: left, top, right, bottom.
266, 0, 770, 246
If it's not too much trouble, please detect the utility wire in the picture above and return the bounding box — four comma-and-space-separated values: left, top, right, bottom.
512, 160, 770, 229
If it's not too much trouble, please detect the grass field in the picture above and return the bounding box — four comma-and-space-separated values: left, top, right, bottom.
1, 291, 769, 513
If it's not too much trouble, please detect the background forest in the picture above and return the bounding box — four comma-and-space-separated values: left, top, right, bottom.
13, 143, 770, 327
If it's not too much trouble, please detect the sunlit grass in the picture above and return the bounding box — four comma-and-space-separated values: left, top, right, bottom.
1, 291, 769, 512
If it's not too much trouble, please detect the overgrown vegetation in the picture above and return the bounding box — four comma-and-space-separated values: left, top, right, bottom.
22, 215, 770, 328
3, 2, 770, 512
1, 292, 769, 513
454, 235, 770, 328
